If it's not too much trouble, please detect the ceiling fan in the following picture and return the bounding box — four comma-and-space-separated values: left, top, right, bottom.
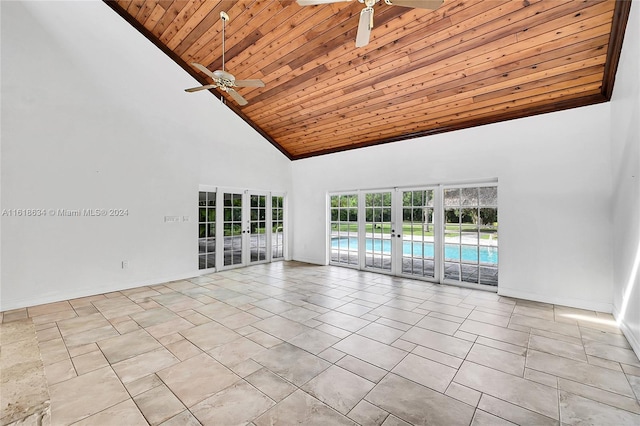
185, 11, 265, 106
297, 0, 444, 48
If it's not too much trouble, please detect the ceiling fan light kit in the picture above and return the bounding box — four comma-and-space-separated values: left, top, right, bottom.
297, 0, 444, 48
184, 11, 265, 106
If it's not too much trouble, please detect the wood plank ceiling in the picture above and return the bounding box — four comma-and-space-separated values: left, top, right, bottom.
106, 0, 630, 160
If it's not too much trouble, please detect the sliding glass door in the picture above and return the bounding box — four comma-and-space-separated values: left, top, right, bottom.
329, 184, 498, 288
199, 189, 285, 272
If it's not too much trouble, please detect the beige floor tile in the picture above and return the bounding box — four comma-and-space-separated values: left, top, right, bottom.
97, 328, 163, 364
180, 321, 242, 351
581, 327, 631, 349
477, 393, 559, 425
215, 311, 261, 329
513, 304, 555, 320
467, 310, 511, 327
524, 368, 558, 388
287, 328, 340, 354
123, 373, 164, 397
366, 374, 475, 426
164, 338, 203, 361
62, 324, 119, 347
357, 322, 405, 345
466, 343, 525, 376
56, 312, 111, 337
412, 344, 464, 369
252, 315, 312, 340
208, 336, 266, 367
459, 319, 529, 347
369, 305, 424, 325
279, 306, 321, 322
510, 314, 580, 338
392, 353, 457, 392
130, 307, 180, 328
382, 414, 412, 425
335, 302, 374, 317
401, 326, 473, 358
583, 341, 640, 366
529, 334, 587, 362
315, 311, 370, 332
559, 390, 640, 425
191, 380, 275, 425
44, 358, 76, 385
157, 352, 241, 407
245, 367, 297, 402
27, 301, 74, 318
334, 334, 407, 371
445, 381, 481, 407
133, 384, 186, 425
471, 409, 516, 426
158, 410, 201, 426
336, 355, 388, 383
253, 342, 330, 386
49, 366, 129, 425
112, 347, 180, 383
348, 399, 389, 425
71, 399, 148, 426
454, 361, 559, 419
526, 350, 635, 398
254, 389, 358, 426
146, 317, 195, 339
245, 329, 283, 348
38, 337, 70, 366
417, 300, 472, 318
558, 378, 640, 414
302, 365, 375, 414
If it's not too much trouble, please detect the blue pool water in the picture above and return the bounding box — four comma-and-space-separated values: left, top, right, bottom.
331, 237, 498, 265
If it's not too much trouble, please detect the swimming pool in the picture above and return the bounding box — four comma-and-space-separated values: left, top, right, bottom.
331, 237, 498, 265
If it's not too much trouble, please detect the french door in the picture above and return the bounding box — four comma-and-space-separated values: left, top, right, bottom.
199, 188, 285, 273
329, 184, 498, 289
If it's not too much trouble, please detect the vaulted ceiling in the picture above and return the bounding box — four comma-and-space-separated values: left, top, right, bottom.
106, 0, 630, 160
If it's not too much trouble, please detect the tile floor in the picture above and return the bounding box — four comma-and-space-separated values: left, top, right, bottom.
2, 261, 640, 425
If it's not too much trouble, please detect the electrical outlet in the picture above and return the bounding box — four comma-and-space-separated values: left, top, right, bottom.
182, 216, 190, 222
122, 260, 129, 269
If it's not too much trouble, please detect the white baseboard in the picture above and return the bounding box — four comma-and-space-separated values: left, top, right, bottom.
498, 287, 613, 313
1, 271, 198, 312
291, 256, 326, 266
613, 306, 640, 361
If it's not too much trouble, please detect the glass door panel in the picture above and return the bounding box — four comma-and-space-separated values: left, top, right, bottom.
272, 195, 284, 260
223, 192, 243, 267
330, 194, 359, 266
401, 189, 435, 278
249, 194, 268, 263
198, 191, 216, 270
364, 191, 392, 272
442, 185, 498, 286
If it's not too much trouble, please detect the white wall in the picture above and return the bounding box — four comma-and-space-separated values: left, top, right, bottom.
292, 104, 614, 312
0, 1, 291, 311
610, 1, 640, 356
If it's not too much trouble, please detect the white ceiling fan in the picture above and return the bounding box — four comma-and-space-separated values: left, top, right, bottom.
185, 11, 265, 106
297, 0, 444, 48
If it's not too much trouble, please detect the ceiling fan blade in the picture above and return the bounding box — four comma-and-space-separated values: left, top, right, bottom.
355, 7, 373, 48
297, 0, 351, 6
234, 79, 265, 88
191, 62, 217, 80
227, 89, 248, 106
184, 84, 218, 93
385, 0, 443, 9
